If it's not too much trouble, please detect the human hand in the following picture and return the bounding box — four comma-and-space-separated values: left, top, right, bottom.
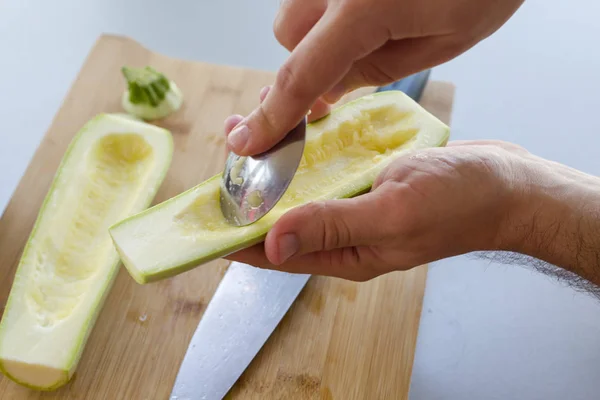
223, 85, 330, 150
225, 0, 525, 156
225, 140, 532, 281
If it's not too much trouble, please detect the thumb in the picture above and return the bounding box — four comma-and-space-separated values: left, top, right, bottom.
265, 192, 386, 265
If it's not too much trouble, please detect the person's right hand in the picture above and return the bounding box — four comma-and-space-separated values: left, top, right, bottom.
226, 0, 525, 156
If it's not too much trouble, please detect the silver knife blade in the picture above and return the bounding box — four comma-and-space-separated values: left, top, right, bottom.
169, 262, 309, 400
169, 69, 432, 400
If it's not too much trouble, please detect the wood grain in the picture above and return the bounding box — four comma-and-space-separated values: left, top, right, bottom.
0, 34, 455, 400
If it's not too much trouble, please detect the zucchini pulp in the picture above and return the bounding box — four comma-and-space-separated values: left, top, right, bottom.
0, 114, 173, 390
109, 91, 450, 284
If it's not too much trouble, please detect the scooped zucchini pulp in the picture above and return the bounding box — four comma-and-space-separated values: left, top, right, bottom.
109, 90, 450, 284
0, 114, 173, 390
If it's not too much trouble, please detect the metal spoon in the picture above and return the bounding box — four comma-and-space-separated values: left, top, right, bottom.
219, 117, 307, 226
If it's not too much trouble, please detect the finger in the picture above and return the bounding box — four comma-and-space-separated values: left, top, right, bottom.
225, 243, 379, 281
322, 35, 464, 102
227, 9, 387, 156
226, 85, 329, 144
263, 193, 389, 265
261, 84, 330, 122
259, 85, 270, 102
224, 114, 244, 136
223, 85, 270, 141
273, 0, 327, 51
307, 98, 331, 122
224, 242, 268, 265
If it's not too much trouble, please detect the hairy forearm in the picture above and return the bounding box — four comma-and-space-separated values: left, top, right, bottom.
501, 156, 600, 288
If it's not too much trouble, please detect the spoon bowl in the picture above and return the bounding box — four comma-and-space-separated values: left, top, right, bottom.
219, 117, 307, 226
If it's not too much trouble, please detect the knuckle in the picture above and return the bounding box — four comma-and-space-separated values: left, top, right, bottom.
372, 172, 386, 190
275, 62, 313, 103
311, 201, 349, 250
356, 63, 397, 87
335, 12, 386, 56
357, 58, 402, 86
375, 158, 414, 184
255, 104, 279, 139
374, 182, 422, 235
244, 106, 281, 153
302, 202, 330, 250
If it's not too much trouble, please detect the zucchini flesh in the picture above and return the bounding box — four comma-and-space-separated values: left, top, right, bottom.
109, 91, 450, 284
0, 114, 173, 390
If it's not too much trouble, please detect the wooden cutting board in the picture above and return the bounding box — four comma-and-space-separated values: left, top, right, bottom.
0, 34, 455, 400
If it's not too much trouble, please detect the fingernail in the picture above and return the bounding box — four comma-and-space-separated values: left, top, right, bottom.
277, 233, 300, 264
227, 123, 250, 151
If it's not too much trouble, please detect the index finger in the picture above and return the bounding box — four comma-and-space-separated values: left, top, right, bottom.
226, 8, 386, 156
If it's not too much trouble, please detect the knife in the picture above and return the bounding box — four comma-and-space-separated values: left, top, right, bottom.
169, 69, 432, 400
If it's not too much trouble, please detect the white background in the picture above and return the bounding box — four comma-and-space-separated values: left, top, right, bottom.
2, 1, 600, 399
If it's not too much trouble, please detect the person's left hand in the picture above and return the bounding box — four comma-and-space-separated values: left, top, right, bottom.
223, 136, 532, 281
224, 0, 524, 157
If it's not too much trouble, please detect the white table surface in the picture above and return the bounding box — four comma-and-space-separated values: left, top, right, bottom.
3, 1, 600, 399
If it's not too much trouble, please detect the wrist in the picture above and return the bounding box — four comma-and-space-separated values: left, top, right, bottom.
500, 156, 600, 284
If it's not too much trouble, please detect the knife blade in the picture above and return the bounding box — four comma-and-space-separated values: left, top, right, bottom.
169, 69, 432, 400
169, 262, 309, 400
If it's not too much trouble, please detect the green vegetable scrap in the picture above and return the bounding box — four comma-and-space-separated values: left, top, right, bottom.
121, 66, 183, 120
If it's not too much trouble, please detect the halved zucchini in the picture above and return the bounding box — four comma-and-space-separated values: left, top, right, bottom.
0, 113, 173, 390
109, 91, 450, 284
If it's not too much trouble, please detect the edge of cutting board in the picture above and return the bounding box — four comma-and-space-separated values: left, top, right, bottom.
0, 33, 456, 400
